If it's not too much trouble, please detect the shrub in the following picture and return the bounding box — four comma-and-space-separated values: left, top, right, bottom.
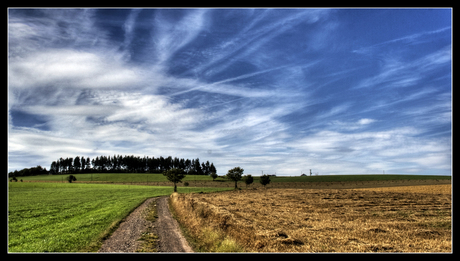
243, 175, 253, 188
66, 175, 77, 183
259, 174, 271, 188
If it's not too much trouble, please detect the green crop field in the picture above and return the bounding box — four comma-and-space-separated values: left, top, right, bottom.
18, 173, 450, 184
8, 182, 231, 252
19, 173, 216, 183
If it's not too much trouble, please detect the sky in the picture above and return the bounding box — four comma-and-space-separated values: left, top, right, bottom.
8, 8, 451, 176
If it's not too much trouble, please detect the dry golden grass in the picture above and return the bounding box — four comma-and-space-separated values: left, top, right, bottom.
355, 184, 451, 194
171, 184, 451, 252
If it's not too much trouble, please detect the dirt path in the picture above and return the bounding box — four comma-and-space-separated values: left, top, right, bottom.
98, 196, 193, 253
98, 197, 157, 252
154, 196, 193, 252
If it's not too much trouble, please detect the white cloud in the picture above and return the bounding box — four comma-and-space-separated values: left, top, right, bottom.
282, 126, 450, 174
21, 105, 120, 117
357, 118, 376, 125
329, 118, 377, 131
394, 152, 451, 171
9, 49, 145, 90
8, 127, 94, 160
104, 92, 201, 130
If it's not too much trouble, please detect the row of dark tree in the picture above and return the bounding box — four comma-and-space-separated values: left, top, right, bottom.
49, 155, 216, 175
8, 165, 49, 178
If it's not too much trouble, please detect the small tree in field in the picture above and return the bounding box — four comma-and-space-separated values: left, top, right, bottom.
163, 168, 186, 192
259, 174, 271, 188
226, 167, 244, 189
66, 175, 77, 183
243, 174, 253, 188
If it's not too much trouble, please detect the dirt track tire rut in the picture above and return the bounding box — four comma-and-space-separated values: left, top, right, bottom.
98, 197, 157, 253
154, 196, 193, 252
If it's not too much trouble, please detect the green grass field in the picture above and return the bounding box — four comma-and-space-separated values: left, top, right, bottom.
19, 173, 215, 183
8, 182, 231, 252
18, 173, 450, 184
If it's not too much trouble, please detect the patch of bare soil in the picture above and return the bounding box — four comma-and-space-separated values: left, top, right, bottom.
98, 196, 193, 253
154, 196, 193, 252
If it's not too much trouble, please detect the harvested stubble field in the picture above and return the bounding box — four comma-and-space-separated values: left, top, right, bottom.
171, 184, 451, 252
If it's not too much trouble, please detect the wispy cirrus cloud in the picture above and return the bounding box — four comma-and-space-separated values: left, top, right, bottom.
352, 26, 451, 55
153, 9, 209, 65
354, 45, 451, 90
180, 9, 332, 78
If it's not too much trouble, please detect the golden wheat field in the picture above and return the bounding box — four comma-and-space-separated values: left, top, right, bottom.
171, 184, 451, 252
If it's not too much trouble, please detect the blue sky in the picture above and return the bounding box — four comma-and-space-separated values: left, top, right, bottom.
8, 8, 451, 175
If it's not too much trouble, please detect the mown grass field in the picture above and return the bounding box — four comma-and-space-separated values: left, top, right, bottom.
171, 184, 452, 252
19, 173, 214, 183
18, 173, 450, 188
8, 182, 231, 252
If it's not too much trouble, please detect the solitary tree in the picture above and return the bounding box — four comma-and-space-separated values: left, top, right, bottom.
243, 174, 253, 188
163, 168, 186, 192
66, 175, 77, 183
226, 167, 244, 189
210, 172, 218, 181
259, 174, 271, 188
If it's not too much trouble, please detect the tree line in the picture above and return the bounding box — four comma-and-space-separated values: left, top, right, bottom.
50, 155, 216, 175
8, 165, 49, 178
9, 155, 217, 178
